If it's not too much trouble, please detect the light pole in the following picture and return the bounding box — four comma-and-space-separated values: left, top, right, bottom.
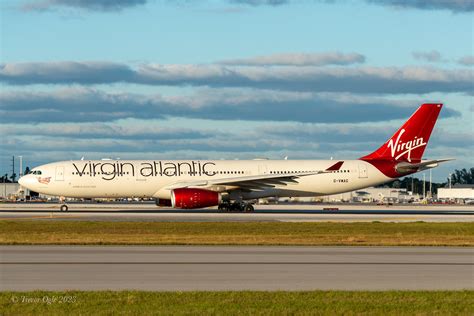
19, 156, 23, 179
448, 173, 452, 189
429, 169, 432, 198
423, 173, 426, 200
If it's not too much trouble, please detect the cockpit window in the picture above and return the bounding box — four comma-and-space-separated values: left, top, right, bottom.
31, 170, 42, 175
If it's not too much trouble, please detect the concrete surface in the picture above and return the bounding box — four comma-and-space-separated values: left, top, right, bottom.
1, 246, 473, 291
0, 202, 473, 222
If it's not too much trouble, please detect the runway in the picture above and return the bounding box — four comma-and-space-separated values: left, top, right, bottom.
1, 203, 473, 222
1, 246, 473, 291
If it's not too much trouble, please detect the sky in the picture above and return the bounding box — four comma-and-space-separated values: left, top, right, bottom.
0, 0, 473, 182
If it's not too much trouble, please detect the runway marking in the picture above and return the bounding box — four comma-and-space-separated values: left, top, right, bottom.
281, 217, 426, 222
0, 215, 82, 221
1, 262, 472, 266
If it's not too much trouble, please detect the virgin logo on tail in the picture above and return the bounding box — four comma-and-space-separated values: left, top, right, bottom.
387, 129, 427, 162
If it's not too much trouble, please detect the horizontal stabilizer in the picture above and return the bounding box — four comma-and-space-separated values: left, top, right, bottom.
395, 158, 454, 173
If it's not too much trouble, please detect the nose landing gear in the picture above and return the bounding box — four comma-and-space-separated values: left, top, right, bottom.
58, 196, 68, 211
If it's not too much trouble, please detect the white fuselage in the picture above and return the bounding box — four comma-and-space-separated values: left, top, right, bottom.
20, 159, 390, 200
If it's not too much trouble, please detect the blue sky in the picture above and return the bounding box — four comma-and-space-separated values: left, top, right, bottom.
1, 0, 473, 181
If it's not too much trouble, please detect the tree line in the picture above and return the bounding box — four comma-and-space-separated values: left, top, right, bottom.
0, 167, 30, 183
379, 167, 474, 194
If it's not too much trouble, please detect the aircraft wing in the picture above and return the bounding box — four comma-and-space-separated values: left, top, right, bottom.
396, 158, 454, 173
165, 161, 344, 192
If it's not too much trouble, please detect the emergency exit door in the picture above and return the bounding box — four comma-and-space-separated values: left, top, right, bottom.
55, 166, 64, 181
358, 164, 368, 178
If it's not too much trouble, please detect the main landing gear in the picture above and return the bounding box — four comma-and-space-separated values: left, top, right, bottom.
218, 201, 254, 213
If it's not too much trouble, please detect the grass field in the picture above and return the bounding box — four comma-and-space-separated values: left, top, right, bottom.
1, 291, 473, 315
1, 221, 473, 246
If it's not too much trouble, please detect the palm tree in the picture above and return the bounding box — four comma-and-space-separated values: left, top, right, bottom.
451, 168, 474, 185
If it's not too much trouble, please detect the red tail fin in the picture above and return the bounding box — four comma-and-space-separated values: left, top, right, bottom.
361, 103, 442, 163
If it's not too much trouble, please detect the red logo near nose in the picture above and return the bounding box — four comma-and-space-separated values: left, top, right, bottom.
37, 177, 51, 184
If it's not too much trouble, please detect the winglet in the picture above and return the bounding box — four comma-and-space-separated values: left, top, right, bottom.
326, 161, 344, 171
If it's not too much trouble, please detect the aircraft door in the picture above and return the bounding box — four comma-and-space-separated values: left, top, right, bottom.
55, 166, 64, 181
358, 163, 368, 178
258, 165, 268, 175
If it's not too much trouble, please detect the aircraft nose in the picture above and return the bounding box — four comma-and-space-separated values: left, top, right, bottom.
18, 175, 34, 189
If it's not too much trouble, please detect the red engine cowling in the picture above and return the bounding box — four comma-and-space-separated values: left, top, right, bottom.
171, 188, 221, 209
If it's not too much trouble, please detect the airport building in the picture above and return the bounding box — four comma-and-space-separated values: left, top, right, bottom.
284, 187, 419, 204
318, 187, 416, 203
0, 183, 22, 200
437, 185, 474, 202
0, 183, 41, 201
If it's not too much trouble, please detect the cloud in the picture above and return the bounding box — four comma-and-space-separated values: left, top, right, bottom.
21, 0, 147, 12
1, 133, 293, 155
458, 55, 474, 66
1, 87, 460, 124
0, 123, 220, 141
259, 123, 473, 150
230, 0, 474, 13
1, 62, 473, 95
19, 0, 474, 13
0, 61, 135, 85
366, 0, 474, 13
231, 0, 473, 13
4, 122, 461, 153
412, 50, 445, 63
219, 52, 365, 66
229, 0, 289, 6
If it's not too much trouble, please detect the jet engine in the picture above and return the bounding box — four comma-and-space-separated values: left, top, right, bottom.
171, 188, 221, 209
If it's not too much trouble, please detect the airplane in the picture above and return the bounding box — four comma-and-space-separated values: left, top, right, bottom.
19, 103, 452, 212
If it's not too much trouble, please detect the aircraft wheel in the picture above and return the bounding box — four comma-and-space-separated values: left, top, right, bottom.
244, 204, 254, 212
60, 204, 69, 212
218, 203, 230, 212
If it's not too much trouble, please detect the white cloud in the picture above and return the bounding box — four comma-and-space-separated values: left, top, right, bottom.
412, 50, 445, 63
2, 87, 458, 124
458, 55, 474, 66
21, 0, 147, 12
1, 61, 472, 95
366, 0, 473, 13
219, 52, 365, 66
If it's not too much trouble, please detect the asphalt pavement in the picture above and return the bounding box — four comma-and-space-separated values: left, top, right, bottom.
1, 203, 473, 222
1, 246, 472, 290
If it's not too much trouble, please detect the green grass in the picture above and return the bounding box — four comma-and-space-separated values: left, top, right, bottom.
1, 291, 473, 315
1, 221, 473, 246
